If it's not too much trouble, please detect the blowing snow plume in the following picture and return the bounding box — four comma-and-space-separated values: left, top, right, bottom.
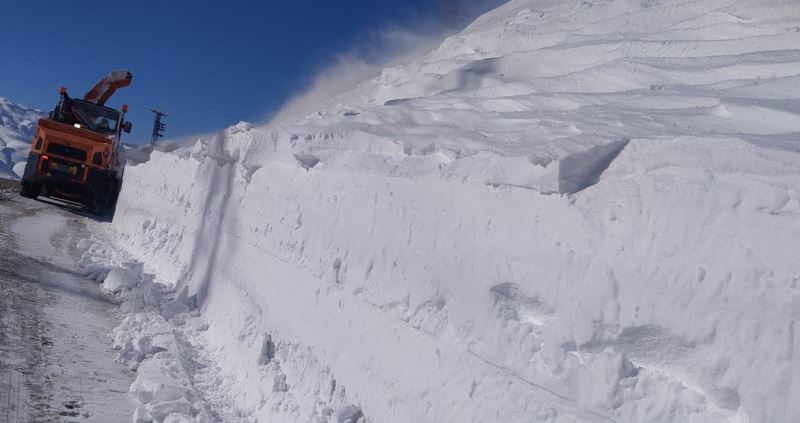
270, 0, 509, 123
269, 29, 442, 123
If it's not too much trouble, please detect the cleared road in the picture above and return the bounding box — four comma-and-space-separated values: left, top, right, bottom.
0, 181, 133, 422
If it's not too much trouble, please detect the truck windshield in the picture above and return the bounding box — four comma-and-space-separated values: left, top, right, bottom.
70, 100, 120, 134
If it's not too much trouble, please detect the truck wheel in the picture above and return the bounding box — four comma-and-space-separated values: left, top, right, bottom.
40, 184, 53, 198
87, 195, 103, 215
19, 181, 39, 199
88, 190, 111, 215
109, 179, 121, 208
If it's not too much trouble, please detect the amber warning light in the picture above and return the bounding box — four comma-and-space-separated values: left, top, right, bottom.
122, 104, 129, 113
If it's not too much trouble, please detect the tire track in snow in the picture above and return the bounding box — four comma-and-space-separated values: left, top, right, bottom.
0, 192, 135, 421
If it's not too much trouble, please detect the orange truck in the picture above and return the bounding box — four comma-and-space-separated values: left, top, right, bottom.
20, 70, 133, 213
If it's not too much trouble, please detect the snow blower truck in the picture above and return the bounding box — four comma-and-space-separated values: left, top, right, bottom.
20, 69, 133, 214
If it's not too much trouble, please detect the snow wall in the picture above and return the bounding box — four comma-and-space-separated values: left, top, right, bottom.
108, 0, 800, 422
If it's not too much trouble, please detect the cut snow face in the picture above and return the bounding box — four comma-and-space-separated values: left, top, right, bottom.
0, 97, 42, 179
94, 0, 800, 422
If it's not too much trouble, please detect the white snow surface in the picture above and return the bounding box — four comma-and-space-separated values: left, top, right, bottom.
0, 97, 41, 179
97, 0, 800, 422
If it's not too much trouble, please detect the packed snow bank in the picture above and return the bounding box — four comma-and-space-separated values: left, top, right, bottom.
0, 97, 42, 179
80, 239, 221, 422
120, 141, 188, 166
105, 0, 800, 422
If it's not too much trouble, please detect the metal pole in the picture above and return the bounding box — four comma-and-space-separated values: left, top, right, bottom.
149, 108, 168, 146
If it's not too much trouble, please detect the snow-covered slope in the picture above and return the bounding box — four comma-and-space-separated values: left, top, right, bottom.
0, 97, 41, 179
93, 0, 800, 422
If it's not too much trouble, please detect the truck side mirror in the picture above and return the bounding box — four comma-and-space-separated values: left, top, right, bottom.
123, 121, 133, 133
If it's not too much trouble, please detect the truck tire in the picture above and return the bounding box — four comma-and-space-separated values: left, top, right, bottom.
19, 181, 39, 199
109, 179, 121, 208
87, 192, 108, 215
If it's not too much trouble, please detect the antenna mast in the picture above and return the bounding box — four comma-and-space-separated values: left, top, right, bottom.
149, 108, 167, 146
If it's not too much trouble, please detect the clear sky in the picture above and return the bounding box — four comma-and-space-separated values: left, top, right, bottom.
0, 0, 500, 143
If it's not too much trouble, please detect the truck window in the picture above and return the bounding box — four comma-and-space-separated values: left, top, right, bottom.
70, 101, 120, 134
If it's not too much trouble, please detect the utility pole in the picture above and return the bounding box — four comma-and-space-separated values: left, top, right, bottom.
149, 108, 167, 146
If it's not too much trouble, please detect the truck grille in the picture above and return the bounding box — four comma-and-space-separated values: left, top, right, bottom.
47, 143, 87, 161
43, 157, 84, 181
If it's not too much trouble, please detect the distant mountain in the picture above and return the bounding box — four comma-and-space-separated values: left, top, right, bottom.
0, 97, 43, 179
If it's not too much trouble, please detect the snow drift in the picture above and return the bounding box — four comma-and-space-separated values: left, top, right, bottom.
0, 97, 41, 179
96, 0, 800, 422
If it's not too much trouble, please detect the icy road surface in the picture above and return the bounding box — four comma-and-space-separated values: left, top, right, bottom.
0, 185, 134, 422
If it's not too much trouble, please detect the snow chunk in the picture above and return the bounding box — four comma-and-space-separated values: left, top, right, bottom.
103, 262, 143, 293
130, 357, 189, 404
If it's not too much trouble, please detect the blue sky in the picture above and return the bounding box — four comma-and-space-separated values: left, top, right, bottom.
0, 0, 501, 143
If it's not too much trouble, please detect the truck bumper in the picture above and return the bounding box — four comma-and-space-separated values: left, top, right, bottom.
21, 153, 118, 203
